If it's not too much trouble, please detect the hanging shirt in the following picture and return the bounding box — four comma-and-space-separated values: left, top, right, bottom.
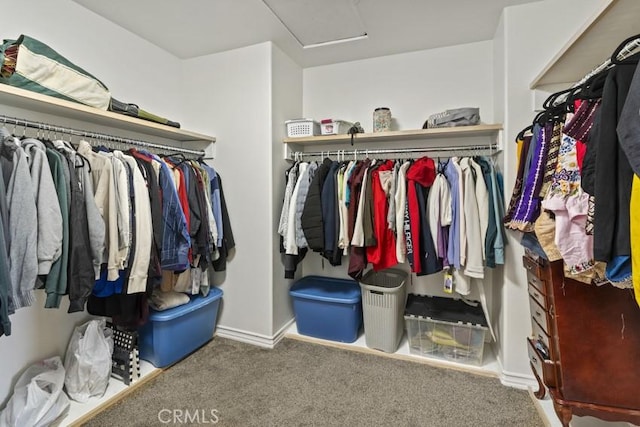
366, 160, 397, 271
484, 157, 506, 265
108, 152, 132, 268
43, 148, 70, 308
469, 158, 489, 261
476, 157, 497, 268
352, 161, 374, 247
79, 140, 120, 279
387, 161, 399, 231
460, 158, 484, 279
285, 162, 309, 255
347, 160, 369, 280
278, 163, 298, 242
451, 158, 466, 267
0, 133, 37, 310
405, 157, 436, 274
119, 153, 153, 294
338, 161, 354, 254
427, 172, 451, 265
21, 138, 63, 278
0, 210, 10, 336
200, 163, 224, 247
444, 160, 461, 269
394, 161, 411, 263
321, 162, 342, 265
146, 152, 190, 271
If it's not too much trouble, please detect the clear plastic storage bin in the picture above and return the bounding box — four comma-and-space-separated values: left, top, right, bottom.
404, 294, 488, 366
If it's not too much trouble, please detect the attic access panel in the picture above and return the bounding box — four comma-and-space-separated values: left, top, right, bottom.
262, 0, 367, 48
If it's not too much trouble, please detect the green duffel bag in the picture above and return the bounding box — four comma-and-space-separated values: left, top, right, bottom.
0, 34, 112, 110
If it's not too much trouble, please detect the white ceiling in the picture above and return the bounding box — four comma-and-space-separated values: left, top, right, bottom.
73, 0, 542, 67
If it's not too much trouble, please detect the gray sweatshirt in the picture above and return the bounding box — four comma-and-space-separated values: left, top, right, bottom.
22, 138, 64, 276
79, 154, 106, 279
0, 132, 38, 309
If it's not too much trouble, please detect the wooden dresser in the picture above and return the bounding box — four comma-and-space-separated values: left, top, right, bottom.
524, 253, 640, 426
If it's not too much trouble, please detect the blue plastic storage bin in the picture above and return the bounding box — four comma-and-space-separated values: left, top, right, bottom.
138, 288, 223, 368
290, 276, 362, 343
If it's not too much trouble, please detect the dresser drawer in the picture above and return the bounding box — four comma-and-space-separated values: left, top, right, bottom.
527, 269, 546, 294
531, 318, 551, 354
528, 278, 547, 310
527, 338, 557, 388
523, 255, 544, 279
529, 296, 550, 336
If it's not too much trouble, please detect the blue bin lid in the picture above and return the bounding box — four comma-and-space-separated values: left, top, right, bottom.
290, 276, 361, 304
148, 287, 223, 322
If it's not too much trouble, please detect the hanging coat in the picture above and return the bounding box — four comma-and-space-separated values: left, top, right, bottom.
301, 158, 332, 252
405, 157, 436, 274
366, 160, 397, 271
321, 162, 342, 266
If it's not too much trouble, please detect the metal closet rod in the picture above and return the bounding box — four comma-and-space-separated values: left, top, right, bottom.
290, 144, 500, 159
0, 114, 207, 157
574, 37, 640, 87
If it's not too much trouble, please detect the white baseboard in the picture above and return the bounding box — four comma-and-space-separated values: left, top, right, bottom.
493, 351, 537, 389
500, 369, 537, 390
215, 318, 294, 349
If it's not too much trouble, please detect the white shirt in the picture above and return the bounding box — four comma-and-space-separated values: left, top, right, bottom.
395, 161, 411, 263
469, 158, 489, 260
460, 157, 484, 279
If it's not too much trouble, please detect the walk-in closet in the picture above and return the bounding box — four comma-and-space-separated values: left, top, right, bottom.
1, 1, 640, 426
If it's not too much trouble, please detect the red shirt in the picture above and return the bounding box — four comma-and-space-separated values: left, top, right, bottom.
366, 160, 398, 271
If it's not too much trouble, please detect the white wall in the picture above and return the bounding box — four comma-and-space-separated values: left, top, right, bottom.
270, 45, 302, 335
300, 41, 496, 303
491, 12, 508, 371
181, 43, 274, 341
0, 0, 620, 420
496, 0, 603, 388
0, 0, 187, 405
303, 40, 494, 132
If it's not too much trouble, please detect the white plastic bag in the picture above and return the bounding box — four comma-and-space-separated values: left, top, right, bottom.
63, 319, 114, 403
0, 356, 70, 427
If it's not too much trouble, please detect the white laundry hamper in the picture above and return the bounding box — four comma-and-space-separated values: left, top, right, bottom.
359, 268, 408, 353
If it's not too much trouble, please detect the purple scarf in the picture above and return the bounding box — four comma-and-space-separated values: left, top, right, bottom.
509, 124, 549, 231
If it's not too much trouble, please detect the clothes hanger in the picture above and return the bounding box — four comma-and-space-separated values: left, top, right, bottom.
542, 87, 573, 110
610, 34, 640, 65
515, 124, 533, 143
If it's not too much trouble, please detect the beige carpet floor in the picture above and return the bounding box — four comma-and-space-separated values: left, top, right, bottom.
84, 337, 543, 427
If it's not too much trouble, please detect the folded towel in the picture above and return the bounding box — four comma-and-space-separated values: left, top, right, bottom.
149, 289, 190, 311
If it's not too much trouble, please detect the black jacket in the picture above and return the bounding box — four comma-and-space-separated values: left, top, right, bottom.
212, 174, 235, 272
301, 158, 332, 252
587, 56, 637, 261
66, 154, 99, 313
321, 162, 342, 265
415, 183, 442, 275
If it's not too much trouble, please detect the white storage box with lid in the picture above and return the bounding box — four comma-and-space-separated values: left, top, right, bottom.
404, 294, 489, 366
320, 119, 353, 135
359, 268, 408, 353
285, 119, 320, 138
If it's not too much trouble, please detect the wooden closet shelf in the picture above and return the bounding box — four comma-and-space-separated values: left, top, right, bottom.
283, 124, 502, 145
530, 0, 640, 89
0, 84, 215, 143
